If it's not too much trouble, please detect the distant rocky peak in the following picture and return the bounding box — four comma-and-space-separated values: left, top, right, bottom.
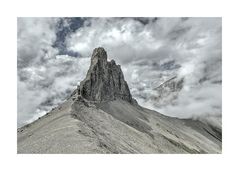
78, 47, 136, 105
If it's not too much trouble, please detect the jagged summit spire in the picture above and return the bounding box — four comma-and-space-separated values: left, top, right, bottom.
92, 47, 107, 61
78, 47, 136, 104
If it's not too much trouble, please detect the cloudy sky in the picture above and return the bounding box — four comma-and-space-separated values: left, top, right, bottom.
17, 17, 221, 127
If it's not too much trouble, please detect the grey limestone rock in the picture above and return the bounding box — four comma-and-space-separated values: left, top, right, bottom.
78, 47, 136, 104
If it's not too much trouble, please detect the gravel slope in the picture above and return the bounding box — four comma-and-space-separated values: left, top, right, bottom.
17, 97, 221, 154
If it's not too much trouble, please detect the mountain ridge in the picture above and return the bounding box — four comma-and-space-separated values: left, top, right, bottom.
17, 47, 222, 153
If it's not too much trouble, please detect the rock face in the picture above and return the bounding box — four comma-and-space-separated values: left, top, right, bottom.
154, 76, 184, 99
78, 47, 134, 104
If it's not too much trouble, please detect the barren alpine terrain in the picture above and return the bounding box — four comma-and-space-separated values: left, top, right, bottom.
17, 48, 221, 153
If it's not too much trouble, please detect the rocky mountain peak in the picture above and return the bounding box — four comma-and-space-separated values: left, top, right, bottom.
78, 47, 136, 104
92, 47, 107, 60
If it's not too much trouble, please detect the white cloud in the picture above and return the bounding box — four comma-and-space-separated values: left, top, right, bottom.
17, 55, 90, 126
18, 17, 222, 127
66, 17, 221, 121
66, 18, 165, 64
17, 18, 91, 126
17, 18, 59, 68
